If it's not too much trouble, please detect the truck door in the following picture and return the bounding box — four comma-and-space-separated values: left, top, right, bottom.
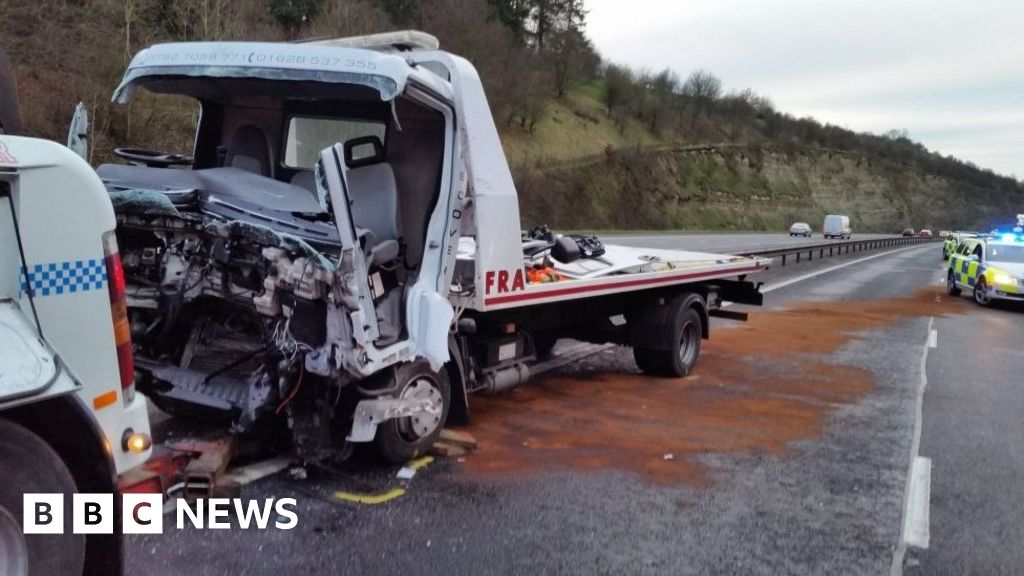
318, 134, 455, 373
66, 103, 89, 161
318, 143, 382, 348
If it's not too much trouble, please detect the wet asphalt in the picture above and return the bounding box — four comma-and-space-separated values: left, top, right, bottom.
125, 243, 1009, 575
904, 284, 1024, 575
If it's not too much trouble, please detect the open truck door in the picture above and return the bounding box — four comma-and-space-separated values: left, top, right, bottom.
66, 102, 89, 160
318, 143, 383, 350
318, 139, 456, 373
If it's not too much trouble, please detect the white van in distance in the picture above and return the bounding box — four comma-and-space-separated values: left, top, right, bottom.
823, 214, 852, 239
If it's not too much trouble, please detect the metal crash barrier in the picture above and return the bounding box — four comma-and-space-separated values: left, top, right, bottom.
743, 236, 941, 267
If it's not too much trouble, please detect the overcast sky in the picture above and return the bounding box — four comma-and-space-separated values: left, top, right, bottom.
585, 0, 1024, 179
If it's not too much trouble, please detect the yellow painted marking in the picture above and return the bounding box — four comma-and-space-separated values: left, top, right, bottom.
92, 389, 118, 410
334, 487, 406, 505
407, 456, 434, 470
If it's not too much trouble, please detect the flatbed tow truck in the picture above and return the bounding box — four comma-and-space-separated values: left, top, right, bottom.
99, 31, 769, 466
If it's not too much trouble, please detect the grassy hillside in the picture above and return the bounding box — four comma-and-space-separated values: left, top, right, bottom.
502, 83, 1023, 233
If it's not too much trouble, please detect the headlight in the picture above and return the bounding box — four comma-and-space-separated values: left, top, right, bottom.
994, 273, 1016, 286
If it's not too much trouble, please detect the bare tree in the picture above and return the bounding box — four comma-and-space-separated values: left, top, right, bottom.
679, 69, 721, 131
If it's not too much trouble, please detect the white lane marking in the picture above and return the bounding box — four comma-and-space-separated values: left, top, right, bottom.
762, 245, 929, 294
928, 330, 938, 349
224, 456, 293, 486
890, 316, 934, 576
902, 457, 932, 549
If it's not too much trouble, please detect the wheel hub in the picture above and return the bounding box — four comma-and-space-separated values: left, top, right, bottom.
678, 321, 699, 366
0, 506, 28, 576
398, 378, 443, 439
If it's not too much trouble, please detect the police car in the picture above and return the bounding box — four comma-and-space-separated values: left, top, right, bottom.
942, 231, 978, 260
947, 233, 1024, 306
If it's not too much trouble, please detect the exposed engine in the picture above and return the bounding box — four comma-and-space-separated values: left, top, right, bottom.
113, 202, 363, 459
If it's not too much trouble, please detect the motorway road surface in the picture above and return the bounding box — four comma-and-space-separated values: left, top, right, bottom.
127, 242, 1018, 575
607, 231, 900, 254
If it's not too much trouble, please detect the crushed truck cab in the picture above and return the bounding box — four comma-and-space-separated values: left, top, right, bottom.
101, 32, 768, 464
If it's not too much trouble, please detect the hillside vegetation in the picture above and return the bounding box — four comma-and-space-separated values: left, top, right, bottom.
1, 0, 1020, 233
504, 84, 1021, 232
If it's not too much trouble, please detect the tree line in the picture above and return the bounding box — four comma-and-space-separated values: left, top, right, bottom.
597, 63, 1021, 194
0, 0, 1017, 195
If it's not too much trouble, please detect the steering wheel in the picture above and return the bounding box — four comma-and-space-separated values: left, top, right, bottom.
114, 147, 194, 168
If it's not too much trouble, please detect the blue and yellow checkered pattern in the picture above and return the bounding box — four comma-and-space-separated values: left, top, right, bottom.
20, 259, 107, 297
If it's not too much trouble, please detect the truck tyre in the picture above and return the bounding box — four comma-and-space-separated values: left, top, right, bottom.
374, 362, 450, 464
633, 306, 702, 377
0, 418, 85, 576
946, 270, 961, 297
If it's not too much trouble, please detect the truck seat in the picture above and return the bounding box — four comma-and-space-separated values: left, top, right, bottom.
347, 162, 400, 267
290, 170, 316, 193
226, 125, 272, 177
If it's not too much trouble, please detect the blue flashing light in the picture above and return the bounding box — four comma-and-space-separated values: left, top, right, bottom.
1002, 233, 1019, 242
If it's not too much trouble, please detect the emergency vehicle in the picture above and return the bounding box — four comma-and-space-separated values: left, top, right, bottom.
0, 56, 151, 575
943, 231, 978, 260
97, 32, 769, 464
947, 233, 1024, 306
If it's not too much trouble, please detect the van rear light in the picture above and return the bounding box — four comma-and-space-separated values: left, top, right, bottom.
102, 231, 135, 404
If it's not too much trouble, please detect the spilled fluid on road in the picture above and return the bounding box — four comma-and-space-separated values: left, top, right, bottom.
462, 286, 964, 484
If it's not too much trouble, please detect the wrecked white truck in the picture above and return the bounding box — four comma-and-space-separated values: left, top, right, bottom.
98, 32, 770, 463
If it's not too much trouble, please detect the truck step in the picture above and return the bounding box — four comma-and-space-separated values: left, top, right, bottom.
143, 365, 253, 415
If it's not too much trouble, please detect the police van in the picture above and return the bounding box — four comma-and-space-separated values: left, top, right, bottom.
0, 55, 151, 574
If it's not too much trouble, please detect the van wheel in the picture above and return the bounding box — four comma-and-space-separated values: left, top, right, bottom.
634, 306, 702, 377
374, 362, 450, 464
0, 418, 85, 576
946, 270, 961, 297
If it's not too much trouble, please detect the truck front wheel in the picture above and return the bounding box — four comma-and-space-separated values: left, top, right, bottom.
374, 362, 451, 464
0, 417, 85, 576
634, 306, 703, 377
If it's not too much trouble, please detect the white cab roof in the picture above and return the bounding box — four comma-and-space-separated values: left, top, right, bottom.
112, 41, 451, 103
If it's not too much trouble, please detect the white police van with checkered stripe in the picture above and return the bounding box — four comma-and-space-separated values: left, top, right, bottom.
0, 126, 151, 576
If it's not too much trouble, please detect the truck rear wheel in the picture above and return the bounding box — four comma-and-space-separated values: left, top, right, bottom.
374, 362, 450, 464
633, 306, 702, 377
0, 418, 85, 576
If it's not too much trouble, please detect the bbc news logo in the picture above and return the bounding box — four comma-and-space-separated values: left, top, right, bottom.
23, 494, 298, 534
